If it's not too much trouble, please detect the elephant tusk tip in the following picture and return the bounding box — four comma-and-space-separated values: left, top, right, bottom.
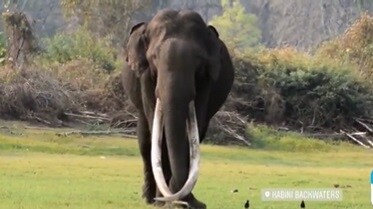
153, 196, 179, 202
153, 197, 168, 202
154, 197, 189, 206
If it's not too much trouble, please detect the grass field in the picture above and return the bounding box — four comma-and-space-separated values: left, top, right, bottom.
0, 121, 372, 209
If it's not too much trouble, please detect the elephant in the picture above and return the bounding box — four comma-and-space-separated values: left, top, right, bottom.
121, 9, 234, 209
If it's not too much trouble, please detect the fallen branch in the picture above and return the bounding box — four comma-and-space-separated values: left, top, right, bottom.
124, 109, 138, 120
64, 112, 110, 122
355, 119, 373, 135
111, 119, 137, 128
210, 111, 251, 146
366, 138, 373, 147
357, 118, 373, 125
33, 115, 52, 125
79, 110, 108, 118
221, 124, 251, 146
56, 129, 136, 138
340, 130, 370, 148
350, 132, 366, 136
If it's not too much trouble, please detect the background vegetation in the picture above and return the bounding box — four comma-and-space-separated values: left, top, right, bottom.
230, 43, 373, 130
210, 0, 262, 54
0, 0, 372, 138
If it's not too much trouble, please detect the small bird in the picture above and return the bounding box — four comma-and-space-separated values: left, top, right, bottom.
244, 200, 250, 209
300, 200, 305, 208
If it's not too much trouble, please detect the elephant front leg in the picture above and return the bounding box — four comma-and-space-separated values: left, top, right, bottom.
137, 112, 157, 204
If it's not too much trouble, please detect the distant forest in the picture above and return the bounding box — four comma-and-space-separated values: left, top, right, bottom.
0, 0, 372, 50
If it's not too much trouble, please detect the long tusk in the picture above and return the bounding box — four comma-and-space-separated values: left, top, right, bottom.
151, 99, 173, 197
154, 100, 200, 202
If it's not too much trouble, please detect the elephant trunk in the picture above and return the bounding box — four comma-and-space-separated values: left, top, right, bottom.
151, 98, 200, 202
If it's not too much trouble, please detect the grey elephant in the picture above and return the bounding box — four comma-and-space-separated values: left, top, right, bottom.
122, 9, 234, 209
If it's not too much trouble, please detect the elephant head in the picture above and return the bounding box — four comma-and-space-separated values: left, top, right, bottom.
127, 16, 223, 81
124, 9, 232, 205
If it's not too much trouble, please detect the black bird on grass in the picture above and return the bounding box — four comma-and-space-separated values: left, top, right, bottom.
300, 200, 305, 208
244, 200, 249, 209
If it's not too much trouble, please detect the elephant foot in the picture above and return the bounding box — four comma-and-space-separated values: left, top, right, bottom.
152, 195, 206, 209
142, 182, 156, 204
152, 201, 166, 207
180, 194, 206, 209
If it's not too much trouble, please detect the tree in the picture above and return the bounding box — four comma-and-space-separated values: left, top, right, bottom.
210, 0, 261, 55
60, 0, 151, 47
0, 0, 66, 67
1, 0, 64, 38
2, 11, 38, 68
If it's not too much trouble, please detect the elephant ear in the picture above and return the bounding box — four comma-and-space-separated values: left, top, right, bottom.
208, 25, 219, 38
206, 25, 222, 81
125, 22, 149, 76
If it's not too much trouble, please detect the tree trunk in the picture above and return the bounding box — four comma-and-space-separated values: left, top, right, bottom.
2, 11, 38, 68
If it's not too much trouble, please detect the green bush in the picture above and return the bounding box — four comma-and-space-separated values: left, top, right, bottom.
229, 47, 373, 130
210, 0, 261, 55
42, 28, 116, 72
0, 32, 6, 64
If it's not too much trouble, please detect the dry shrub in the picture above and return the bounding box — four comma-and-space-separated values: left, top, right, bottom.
0, 65, 78, 123
46, 59, 109, 91
0, 59, 130, 125
44, 59, 123, 113
44, 59, 131, 115
0, 65, 17, 83
82, 72, 128, 113
316, 14, 373, 80
259, 47, 312, 68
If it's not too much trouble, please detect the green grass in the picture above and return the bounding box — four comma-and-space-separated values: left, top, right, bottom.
0, 121, 372, 209
247, 124, 357, 152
